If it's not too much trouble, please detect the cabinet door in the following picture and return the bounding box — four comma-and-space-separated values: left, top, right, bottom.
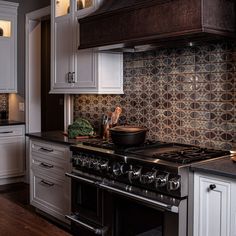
76, 49, 97, 90
51, 15, 75, 92
194, 174, 231, 236
0, 13, 17, 92
0, 136, 25, 178
98, 52, 123, 94
30, 171, 70, 223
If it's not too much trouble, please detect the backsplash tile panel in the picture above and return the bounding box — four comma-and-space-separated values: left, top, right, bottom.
74, 42, 236, 151
0, 94, 8, 112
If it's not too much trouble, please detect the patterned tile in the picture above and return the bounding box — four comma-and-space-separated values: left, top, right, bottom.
74, 42, 236, 151
0, 94, 9, 117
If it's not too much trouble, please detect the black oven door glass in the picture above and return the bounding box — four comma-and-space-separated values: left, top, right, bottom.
72, 180, 102, 224
113, 197, 163, 236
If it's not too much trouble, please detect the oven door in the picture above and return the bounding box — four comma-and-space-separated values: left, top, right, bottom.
66, 172, 102, 224
99, 180, 187, 236
65, 172, 110, 236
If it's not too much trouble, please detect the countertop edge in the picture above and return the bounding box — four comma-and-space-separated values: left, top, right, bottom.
0, 120, 25, 126
191, 156, 236, 180
26, 132, 77, 146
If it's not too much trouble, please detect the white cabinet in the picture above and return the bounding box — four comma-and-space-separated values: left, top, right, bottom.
0, 125, 25, 180
30, 139, 71, 223
194, 172, 236, 236
51, 0, 123, 94
0, 1, 18, 93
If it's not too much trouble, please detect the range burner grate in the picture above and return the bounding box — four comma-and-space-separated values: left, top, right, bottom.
82, 139, 167, 152
153, 148, 230, 164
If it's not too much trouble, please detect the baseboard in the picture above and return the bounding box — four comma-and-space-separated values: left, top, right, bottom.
0, 177, 24, 186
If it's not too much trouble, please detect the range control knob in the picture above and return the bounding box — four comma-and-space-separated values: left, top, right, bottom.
99, 161, 109, 171
167, 178, 181, 191
89, 159, 98, 169
73, 156, 83, 166
112, 163, 122, 176
128, 167, 142, 183
120, 164, 130, 174
155, 174, 169, 188
140, 171, 156, 184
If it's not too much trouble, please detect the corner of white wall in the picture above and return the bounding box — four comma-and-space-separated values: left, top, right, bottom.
9, 93, 25, 122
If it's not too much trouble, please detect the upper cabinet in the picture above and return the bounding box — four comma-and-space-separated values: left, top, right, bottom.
0, 1, 18, 93
51, 0, 123, 94
78, 0, 236, 50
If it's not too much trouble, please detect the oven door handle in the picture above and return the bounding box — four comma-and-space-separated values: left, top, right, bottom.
99, 182, 179, 213
65, 215, 106, 235
65, 172, 98, 185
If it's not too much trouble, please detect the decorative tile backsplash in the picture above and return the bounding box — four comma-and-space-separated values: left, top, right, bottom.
74, 42, 236, 150
0, 94, 8, 112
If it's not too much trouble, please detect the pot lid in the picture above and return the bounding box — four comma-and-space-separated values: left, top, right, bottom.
110, 126, 147, 133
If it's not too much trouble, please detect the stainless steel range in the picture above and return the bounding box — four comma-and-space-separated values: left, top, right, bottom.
66, 140, 230, 236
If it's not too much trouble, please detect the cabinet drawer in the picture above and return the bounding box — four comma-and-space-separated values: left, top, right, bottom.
0, 125, 24, 137
0, 136, 25, 178
31, 155, 67, 180
31, 171, 70, 222
31, 140, 68, 162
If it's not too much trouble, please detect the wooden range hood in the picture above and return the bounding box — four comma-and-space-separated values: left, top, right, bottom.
79, 0, 236, 51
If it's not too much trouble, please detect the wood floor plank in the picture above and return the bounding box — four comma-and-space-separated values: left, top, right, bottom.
0, 194, 71, 236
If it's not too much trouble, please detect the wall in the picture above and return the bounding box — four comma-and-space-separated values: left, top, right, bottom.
3, 0, 50, 121
74, 42, 236, 151
4, 0, 50, 95
0, 94, 8, 112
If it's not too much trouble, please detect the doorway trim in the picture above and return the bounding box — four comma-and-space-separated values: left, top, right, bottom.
25, 6, 51, 134
25, 6, 73, 134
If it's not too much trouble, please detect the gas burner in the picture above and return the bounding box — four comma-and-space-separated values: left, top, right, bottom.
153, 147, 230, 164
82, 139, 114, 150
82, 139, 167, 153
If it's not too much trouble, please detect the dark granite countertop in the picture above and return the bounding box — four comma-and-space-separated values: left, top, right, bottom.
26, 131, 82, 146
0, 120, 25, 126
191, 154, 236, 179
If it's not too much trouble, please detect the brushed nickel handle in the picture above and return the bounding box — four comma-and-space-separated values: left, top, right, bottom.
39, 147, 54, 153
99, 183, 178, 213
0, 131, 13, 134
65, 172, 97, 185
40, 180, 54, 187
40, 162, 54, 169
65, 215, 105, 235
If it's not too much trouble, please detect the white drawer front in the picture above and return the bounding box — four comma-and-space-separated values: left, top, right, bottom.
31, 171, 70, 222
31, 155, 67, 180
0, 125, 24, 137
31, 140, 67, 162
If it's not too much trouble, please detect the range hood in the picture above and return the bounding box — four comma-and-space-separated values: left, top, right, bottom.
79, 0, 236, 51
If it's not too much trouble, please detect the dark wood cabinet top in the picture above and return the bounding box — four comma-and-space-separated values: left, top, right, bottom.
79, 0, 236, 50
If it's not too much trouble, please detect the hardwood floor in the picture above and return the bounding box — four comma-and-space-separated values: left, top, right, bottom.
0, 183, 71, 236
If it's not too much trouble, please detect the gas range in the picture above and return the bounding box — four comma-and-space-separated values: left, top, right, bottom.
70, 139, 230, 198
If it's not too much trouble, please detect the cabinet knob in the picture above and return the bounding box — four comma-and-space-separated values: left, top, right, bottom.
209, 184, 216, 190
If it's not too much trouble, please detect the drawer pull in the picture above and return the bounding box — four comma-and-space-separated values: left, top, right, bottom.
0, 131, 14, 134
40, 162, 54, 169
39, 147, 54, 153
40, 180, 55, 187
